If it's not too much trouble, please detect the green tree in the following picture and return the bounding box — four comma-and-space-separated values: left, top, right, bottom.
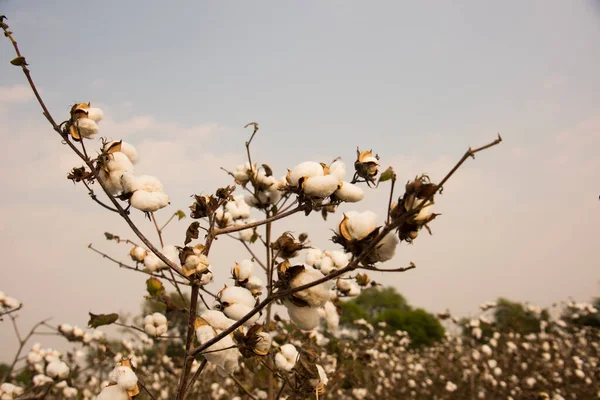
494, 298, 548, 334
339, 287, 444, 348
376, 308, 445, 347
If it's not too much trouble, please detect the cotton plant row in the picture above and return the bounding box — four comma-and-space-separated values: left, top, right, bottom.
0, 17, 505, 400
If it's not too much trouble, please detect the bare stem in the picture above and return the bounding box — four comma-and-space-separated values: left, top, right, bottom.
214, 206, 303, 236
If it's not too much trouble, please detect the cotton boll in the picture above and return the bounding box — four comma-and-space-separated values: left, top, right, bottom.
219, 286, 256, 309
319, 256, 336, 275
46, 359, 69, 379
105, 141, 138, 164
329, 160, 346, 181
302, 175, 340, 198
107, 153, 134, 174
305, 248, 323, 267
32, 374, 53, 387
109, 366, 138, 391
329, 251, 350, 268
195, 325, 239, 373
290, 267, 332, 307
199, 268, 214, 285
96, 384, 129, 400
58, 324, 74, 335
100, 169, 127, 195
73, 118, 99, 139
237, 219, 255, 241
310, 364, 328, 389
225, 196, 252, 220
288, 161, 324, 186
62, 387, 78, 398
143, 245, 178, 272
200, 310, 237, 330
374, 232, 399, 262
274, 344, 299, 372
85, 107, 104, 122
234, 260, 254, 282
223, 303, 259, 326
130, 190, 170, 212
323, 301, 339, 331
244, 276, 264, 295
284, 300, 320, 331
335, 182, 364, 202
339, 211, 379, 241
233, 163, 256, 184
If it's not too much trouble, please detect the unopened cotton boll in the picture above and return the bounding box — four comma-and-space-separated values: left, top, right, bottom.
284, 300, 321, 330
302, 175, 340, 198
96, 385, 129, 400
73, 118, 99, 139
335, 181, 364, 202
290, 267, 332, 307
274, 344, 299, 372
287, 161, 324, 186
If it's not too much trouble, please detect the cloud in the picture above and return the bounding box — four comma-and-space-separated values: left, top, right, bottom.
0, 84, 33, 104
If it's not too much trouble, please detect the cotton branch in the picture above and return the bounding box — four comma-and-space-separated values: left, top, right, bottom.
189, 136, 501, 357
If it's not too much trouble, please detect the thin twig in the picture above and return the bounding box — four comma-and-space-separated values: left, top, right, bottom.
214, 206, 303, 236
183, 359, 207, 399
231, 374, 259, 400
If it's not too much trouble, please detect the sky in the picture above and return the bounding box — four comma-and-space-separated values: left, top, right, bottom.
1, 1, 599, 361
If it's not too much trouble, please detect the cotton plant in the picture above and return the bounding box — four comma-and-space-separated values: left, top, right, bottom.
0, 18, 507, 400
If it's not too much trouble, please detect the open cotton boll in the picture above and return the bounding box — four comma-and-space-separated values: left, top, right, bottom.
223, 303, 259, 326
200, 310, 237, 330
97, 384, 129, 400
319, 256, 336, 275
107, 152, 134, 173
219, 286, 256, 309
329, 250, 350, 268
305, 248, 323, 268
244, 276, 264, 295
233, 163, 256, 184
237, 219, 255, 241
32, 374, 53, 386
335, 182, 364, 202
62, 387, 78, 398
200, 268, 214, 285
274, 344, 299, 372
46, 359, 69, 379
225, 196, 251, 220
287, 161, 324, 186
290, 267, 332, 307
0, 383, 24, 399
130, 189, 169, 212
73, 118, 99, 139
121, 173, 162, 194
86, 107, 104, 123
143, 245, 178, 272
105, 141, 138, 164
195, 325, 239, 373
310, 364, 329, 390
323, 301, 339, 331
374, 231, 399, 262
143, 313, 168, 337
329, 160, 346, 181
302, 175, 340, 198
340, 211, 379, 241
284, 300, 320, 331
234, 259, 254, 282
109, 366, 138, 391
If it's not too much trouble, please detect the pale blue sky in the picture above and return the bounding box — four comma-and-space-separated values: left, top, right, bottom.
1, 1, 599, 360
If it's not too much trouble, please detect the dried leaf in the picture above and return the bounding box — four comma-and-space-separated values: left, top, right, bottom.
184, 222, 200, 245
176, 210, 186, 220
10, 56, 27, 66
88, 312, 119, 328
104, 232, 119, 241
